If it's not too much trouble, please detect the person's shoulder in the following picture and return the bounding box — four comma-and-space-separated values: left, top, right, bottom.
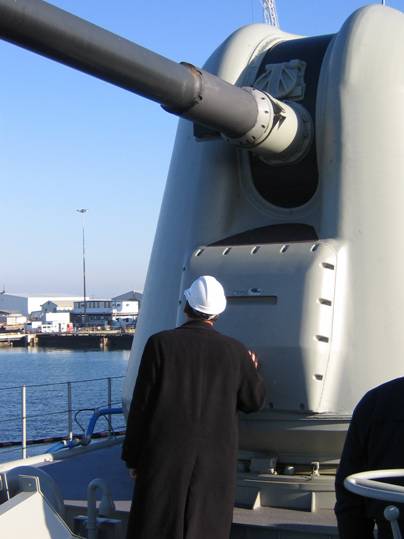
356, 377, 404, 414
375, 376, 404, 405
379, 376, 404, 390
147, 328, 178, 342
213, 330, 248, 352
366, 377, 404, 398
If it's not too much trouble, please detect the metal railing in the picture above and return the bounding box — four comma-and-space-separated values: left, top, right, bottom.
0, 376, 126, 461
345, 470, 404, 539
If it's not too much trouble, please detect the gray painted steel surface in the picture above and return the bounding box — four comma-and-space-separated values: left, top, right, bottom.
125, 4, 404, 464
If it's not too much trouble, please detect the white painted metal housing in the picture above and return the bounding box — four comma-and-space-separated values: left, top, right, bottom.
124, 5, 404, 464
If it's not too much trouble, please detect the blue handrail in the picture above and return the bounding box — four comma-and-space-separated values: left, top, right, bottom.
85, 407, 123, 441
48, 406, 124, 453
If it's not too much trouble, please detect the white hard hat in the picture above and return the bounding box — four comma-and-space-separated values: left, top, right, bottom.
184, 275, 227, 316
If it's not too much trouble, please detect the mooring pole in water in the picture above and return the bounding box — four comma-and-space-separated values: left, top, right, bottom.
21, 385, 27, 459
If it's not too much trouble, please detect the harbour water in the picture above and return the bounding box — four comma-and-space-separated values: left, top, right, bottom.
0, 347, 129, 463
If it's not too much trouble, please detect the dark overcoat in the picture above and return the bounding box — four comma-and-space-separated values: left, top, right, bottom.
335, 377, 404, 538
122, 320, 266, 539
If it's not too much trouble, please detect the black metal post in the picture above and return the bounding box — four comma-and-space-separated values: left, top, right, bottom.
77, 209, 88, 327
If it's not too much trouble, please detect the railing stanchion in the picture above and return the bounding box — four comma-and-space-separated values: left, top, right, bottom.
21, 385, 27, 459
108, 377, 112, 436
67, 382, 73, 441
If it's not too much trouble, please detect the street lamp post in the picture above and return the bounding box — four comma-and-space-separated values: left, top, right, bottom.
76, 209, 88, 328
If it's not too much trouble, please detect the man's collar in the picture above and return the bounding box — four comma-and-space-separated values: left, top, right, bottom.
181, 319, 216, 330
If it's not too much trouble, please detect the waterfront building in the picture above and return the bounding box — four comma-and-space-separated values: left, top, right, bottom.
45, 311, 71, 327
26, 304, 73, 333
71, 291, 142, 328
112, 290, 143, 305
111, 291, 142, 327
41, 301, 59, 313
41, 319, 73, 333
27, 296, 83, 314
0, 293, 84, 316
0, 292, 27, 315
6, 313, 27, 326
111, 300, 138, 328
1, 291, 142, 329
24, 320, 42, 333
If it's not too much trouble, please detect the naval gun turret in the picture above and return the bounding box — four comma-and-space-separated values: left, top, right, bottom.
2, 0, 404, 514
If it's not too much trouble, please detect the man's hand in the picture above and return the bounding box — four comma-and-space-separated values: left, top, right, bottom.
128, 468, 137, 480
248, 350, 259, 369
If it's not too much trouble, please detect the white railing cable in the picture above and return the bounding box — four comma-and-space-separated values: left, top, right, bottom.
0, 375, 124, 391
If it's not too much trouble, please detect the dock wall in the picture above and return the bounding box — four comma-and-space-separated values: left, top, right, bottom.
0, 333, 133, 350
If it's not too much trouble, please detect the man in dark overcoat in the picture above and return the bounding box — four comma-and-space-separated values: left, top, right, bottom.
122, 275, 266, 539
335, 377, 404, 538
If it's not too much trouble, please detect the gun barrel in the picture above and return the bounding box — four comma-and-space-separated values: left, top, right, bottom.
0, 0, 257, 138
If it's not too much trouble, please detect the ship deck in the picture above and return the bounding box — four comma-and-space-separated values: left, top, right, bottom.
36, 440, 338, 538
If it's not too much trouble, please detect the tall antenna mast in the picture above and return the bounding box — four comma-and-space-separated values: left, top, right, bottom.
261, 0, 279, 27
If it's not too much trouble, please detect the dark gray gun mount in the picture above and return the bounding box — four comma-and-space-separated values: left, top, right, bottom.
0, 0, 312, 163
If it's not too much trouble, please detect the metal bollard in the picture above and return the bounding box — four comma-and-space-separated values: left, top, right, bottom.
384, 505, 402, 539
87, 478, 116, 539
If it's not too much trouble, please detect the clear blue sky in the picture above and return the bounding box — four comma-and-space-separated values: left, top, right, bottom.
0, 0, 400, 297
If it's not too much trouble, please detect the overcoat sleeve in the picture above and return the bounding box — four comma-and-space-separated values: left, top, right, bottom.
237, 351, 266, 413
121, 336, 160, 469
334, 392, 376, 538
